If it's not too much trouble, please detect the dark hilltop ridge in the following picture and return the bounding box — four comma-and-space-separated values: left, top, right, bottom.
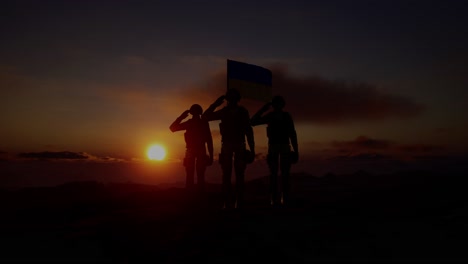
0, 170, 467, 262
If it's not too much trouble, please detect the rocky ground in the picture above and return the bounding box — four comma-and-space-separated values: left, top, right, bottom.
0, 171, 467, 262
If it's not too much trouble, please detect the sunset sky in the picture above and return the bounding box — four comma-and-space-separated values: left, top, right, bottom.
1, 0, 468, 187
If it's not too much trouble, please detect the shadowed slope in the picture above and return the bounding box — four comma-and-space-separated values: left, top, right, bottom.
0, 171, 467, 262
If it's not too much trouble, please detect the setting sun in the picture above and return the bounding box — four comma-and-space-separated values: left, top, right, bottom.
147, 144, 166, 161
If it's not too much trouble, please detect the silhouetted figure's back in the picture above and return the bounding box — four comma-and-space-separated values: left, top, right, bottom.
251, 95, 298, 206
170, 104, 214, 191
203, 88, 255, 209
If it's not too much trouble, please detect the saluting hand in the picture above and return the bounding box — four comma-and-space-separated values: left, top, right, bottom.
180, 110, 190, 119
213, 95, 225, 107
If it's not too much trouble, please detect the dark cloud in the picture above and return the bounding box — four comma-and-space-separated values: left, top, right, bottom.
332, 136, 393, 151
18, 151, 89, 160
303, 141, 325, 148
329, 153, 391, 162
329, 136, 446, 156
410, 155, 452, 160
182, 66, 424, 124
398, 144, 445, 153
272, 67, 424, 123
16, 151, 131, 162
0, 151, 8, 161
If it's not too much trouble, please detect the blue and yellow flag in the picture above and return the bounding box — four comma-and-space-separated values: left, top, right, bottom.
227, 59, 272, 102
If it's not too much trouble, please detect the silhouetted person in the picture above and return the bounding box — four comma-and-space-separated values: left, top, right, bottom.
203, 88, 255, 209
251, 95, 298, 206
170, 104, 214, 192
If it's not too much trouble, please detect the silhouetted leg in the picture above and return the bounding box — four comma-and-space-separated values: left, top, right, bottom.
184, 156, 195, 190
221, 151, 233, 208
280, 151, 292, 205
234, 172, 245, 209
196, 155, 206, 193
234, 150, 246, 209
268, 151, 279, 206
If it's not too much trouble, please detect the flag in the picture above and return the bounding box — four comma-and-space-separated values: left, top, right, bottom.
227, 59, 272, 102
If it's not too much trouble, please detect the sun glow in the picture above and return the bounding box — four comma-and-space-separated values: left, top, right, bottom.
147, 144, 166, 161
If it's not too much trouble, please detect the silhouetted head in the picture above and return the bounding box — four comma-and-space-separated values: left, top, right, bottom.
189, 104, 203, 116
272, 95, 286, 110
225, 88, 241, 104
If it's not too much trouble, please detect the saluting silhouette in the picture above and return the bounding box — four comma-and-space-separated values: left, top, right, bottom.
170, 104, 214, 192
251, 95, 298, 206
203, 88, 255, 209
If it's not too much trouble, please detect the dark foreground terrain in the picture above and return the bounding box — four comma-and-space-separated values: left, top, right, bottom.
0, 171, 467, 262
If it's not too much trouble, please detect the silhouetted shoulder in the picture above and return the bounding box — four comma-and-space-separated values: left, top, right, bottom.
264, 111, 275, 119
240, 105, 249, 113
283, 112, 295, 126
269, 111, 292, 123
